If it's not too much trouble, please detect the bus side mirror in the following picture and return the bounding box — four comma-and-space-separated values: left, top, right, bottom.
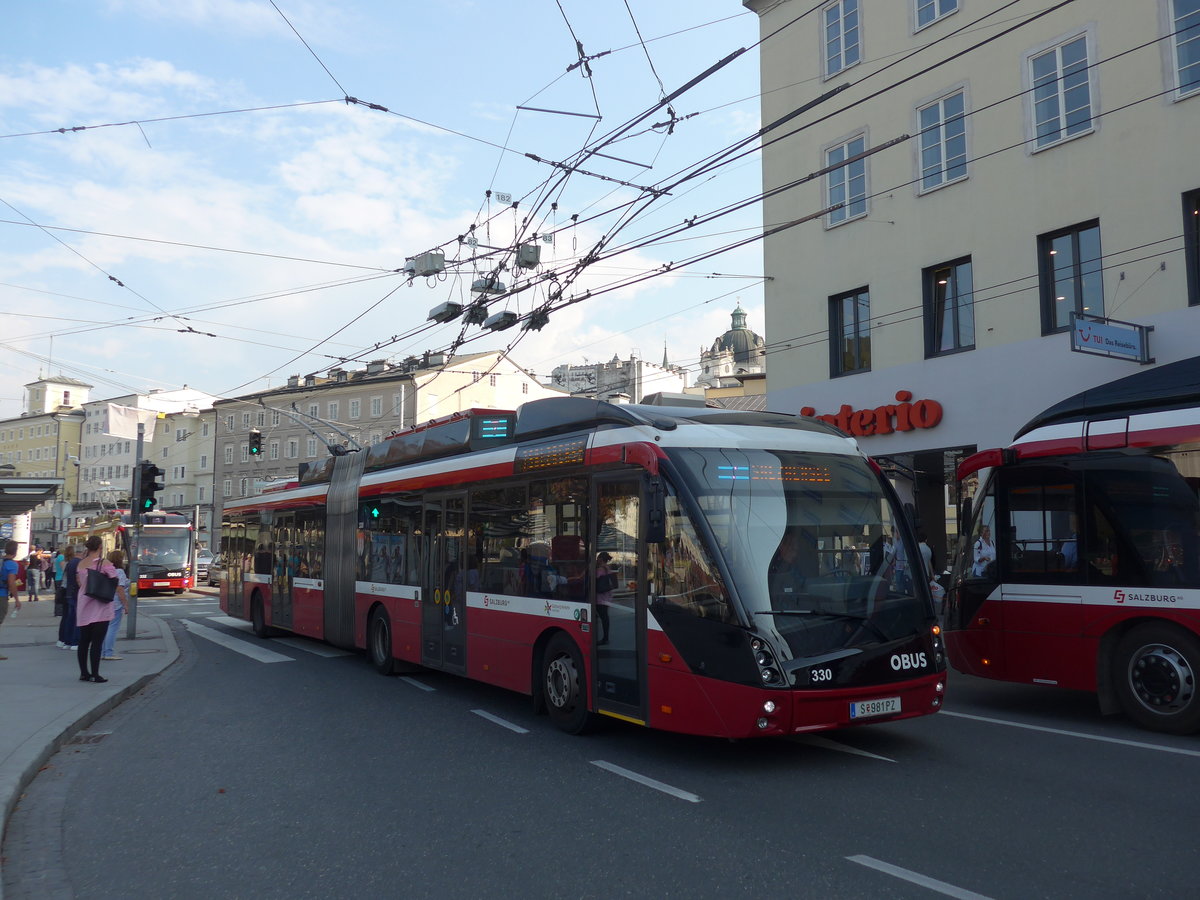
646, 476, 666, 544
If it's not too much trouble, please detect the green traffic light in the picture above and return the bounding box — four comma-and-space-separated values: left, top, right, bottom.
371, 507, 379, 518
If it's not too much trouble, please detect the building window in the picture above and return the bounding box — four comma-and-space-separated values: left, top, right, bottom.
225, 415, 234, 432
370, 397, 382, 418
826, 133, 868, 226
271, 411, 280, 426
224, 445, 234, 465
308, 403, 319, 418
199, 486, 206, 502
223, 479, 232, 498
917, 90, 966, 192
1038, 220, 1103, 334
241, 412, 251, 428
287, 440, 298, 459
307, 437, 318, 458
256, 412, 266, 427
924, 257, 975, 356
239, 477, 248, 497
328, 401, 339, 421
823, 0, 860, 78
201, 422, 210, 438
916, 0, 957, 30
1184, 188, 1200, 306
829, 287, 871, 376
349, 399, 361, 419
269, 441, 280, 461
200, 455, 208, 470
1029, 35, 1093, 149
1172, 0, 1200, 98
240, 446, 249, 463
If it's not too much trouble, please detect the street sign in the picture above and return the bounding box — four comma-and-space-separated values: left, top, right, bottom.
1070, 312, 1154, 364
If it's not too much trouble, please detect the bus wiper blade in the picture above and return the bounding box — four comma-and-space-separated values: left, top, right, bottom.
753, 609, 869, 621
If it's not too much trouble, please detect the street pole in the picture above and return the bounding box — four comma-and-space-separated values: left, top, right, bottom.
126, 422, 143, 639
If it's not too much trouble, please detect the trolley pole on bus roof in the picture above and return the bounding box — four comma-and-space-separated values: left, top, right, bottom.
126, 422, 143, 639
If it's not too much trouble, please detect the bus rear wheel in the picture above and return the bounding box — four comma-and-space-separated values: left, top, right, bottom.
1115, 623, 1200, 734
368, 608, 396, 676
542, 633, 591, 734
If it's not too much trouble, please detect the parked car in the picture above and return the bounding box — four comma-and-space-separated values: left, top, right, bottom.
195, 548, 214, 583
206, 554, 226, 587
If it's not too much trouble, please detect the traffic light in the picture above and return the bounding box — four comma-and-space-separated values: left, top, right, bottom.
138, 461, 164, 512
249, 429, 263, 457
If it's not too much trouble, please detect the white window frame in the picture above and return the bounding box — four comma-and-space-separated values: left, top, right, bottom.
308, 403, 319, 418
327, 401, 339, 421
349, 399, 361, 419
269, 441, 280, 461
287, 439, 299, 459
1166, 0, 1200, 99
224, 445, 234, 465
223, 479, 232, 498
306, 437, 318, 458
1023, 29, 1097, 153
370, 396, 382, 418
915, 86, 968, 194
914, 0, 957, 33
824, 130, 869, 227
822, 0, 861, 79
241, 412, 251, 428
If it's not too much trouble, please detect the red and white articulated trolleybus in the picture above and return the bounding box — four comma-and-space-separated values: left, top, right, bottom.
947, 357, 1200, 733
219, 397, 945, 738
69, 511, 196, 594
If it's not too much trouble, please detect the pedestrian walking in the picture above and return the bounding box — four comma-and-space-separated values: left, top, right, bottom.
76, 535, 119, 683
58, 545, 82, 650
0, 540, 22, 657
25, 552, 41, 602
100, 549, 129, 661
53, 545, 67, 616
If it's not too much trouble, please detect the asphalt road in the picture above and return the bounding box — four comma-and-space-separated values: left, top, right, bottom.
6, 593, 1198, 899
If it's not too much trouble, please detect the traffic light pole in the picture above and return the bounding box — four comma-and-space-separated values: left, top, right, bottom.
126, 423, 143, 639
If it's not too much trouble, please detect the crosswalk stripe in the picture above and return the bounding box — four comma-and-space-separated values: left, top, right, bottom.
203, 616, 352, 657
182, 620, 294, 663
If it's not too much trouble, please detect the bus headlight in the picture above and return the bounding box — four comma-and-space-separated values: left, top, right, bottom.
763, 700, 777, 714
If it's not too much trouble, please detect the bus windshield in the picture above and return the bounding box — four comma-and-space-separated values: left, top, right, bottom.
668, 448, 930, 657
138, 530, 191, 568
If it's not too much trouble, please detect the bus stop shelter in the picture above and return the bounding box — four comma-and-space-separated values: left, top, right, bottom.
0, 477, 66, 543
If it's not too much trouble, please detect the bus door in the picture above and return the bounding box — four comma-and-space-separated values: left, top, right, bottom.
271, 514, 294, 630
947, 475, 1006, 677
420, 494, 467, 673
591, 474, 647, 723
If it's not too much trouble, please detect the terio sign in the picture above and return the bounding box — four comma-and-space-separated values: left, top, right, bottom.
800, 391, 943, 438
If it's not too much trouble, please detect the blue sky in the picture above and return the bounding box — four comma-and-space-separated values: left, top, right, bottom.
1, 0, 766, 416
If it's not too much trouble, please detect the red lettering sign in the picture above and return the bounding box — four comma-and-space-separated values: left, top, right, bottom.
800, 391, 943, 438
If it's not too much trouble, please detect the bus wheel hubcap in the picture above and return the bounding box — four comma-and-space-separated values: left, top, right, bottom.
547, 656, 574, 708
1129, 643, 1195, 714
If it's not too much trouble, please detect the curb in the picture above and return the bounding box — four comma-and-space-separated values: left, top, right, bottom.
0, 615, 180, 899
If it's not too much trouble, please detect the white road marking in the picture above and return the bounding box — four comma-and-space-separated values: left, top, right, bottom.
401, 676, 435, 692
590, 760, 702, 804
272, 636, 352, 658
202, 616, 350, 657
182, 620, 293, 664
941, 710, 1200, 758
791, 735, 896, 762
848, 855, 993, 900
471, 709, 530, 734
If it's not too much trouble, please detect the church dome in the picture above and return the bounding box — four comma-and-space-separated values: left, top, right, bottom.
711, 305, 765, 365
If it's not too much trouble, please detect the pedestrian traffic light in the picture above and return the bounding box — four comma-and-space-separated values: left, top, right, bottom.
138, 461, 164, 512
249, 429, 262, 456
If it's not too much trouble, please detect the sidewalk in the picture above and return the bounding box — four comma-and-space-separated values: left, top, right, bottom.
0, 594, 180, 889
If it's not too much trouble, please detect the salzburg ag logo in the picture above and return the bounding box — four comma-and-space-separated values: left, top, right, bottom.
1114, 590, 1125, 604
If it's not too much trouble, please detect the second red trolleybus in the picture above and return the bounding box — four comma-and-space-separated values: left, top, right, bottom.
69, 510, 196, 593
947, 356, 1200, 734
219, 397, 945, 738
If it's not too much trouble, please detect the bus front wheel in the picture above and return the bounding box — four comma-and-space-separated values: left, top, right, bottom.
251, 594, 270, 639
368, 608, 396, 676
542, 633, 591, 735
1115, 623, 1200, 734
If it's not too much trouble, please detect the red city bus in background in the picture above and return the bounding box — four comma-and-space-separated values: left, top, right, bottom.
946, 356, 1200, 734
219, 397, 946, 738
69, 511, 196, 594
